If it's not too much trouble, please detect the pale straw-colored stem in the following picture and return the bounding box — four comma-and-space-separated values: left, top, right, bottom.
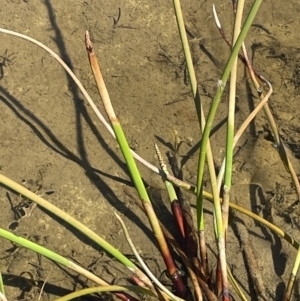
115, 213, 185, 301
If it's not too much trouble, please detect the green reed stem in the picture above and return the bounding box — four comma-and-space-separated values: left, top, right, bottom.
172, 0, 217, 251
223, 0, 245, 230
0, 174, 146, 278
172, 0, 197, 102
85, 31, 187, 298
0, 227, 117, 287
172, 0, 203, 232
197, 0, 263, 237
0, 228, 71, 266
220, 0, 240, 285
0, 272, 4, 296
197, 3, 261, 298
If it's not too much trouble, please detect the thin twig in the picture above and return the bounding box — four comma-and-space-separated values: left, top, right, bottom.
115, 212, 185, 301
38, 268, 52, 301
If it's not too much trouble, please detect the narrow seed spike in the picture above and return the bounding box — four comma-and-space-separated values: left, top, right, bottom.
85, 30, 93, 53
154, 143, 163, 162
154, 143, 168, 172
212, 4, 221, 29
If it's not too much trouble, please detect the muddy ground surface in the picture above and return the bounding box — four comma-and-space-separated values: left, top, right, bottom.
0, 0, 300, 300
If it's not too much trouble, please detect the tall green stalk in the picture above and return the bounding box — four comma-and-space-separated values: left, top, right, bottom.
172, 0, 217, 272
223, 0, 245, 232
197, 0, 263, 233
195, 1, 262, 299
0, 228, 144, 301
85, 31, 187, 298
0, 228, 113, 286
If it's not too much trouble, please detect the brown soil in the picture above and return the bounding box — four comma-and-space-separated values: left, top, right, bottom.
0, 0, 300, 300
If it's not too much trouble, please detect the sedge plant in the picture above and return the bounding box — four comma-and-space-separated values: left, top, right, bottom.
195, 1, 263, 300
0, 0, 299, 300
172, 0, 264, 300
